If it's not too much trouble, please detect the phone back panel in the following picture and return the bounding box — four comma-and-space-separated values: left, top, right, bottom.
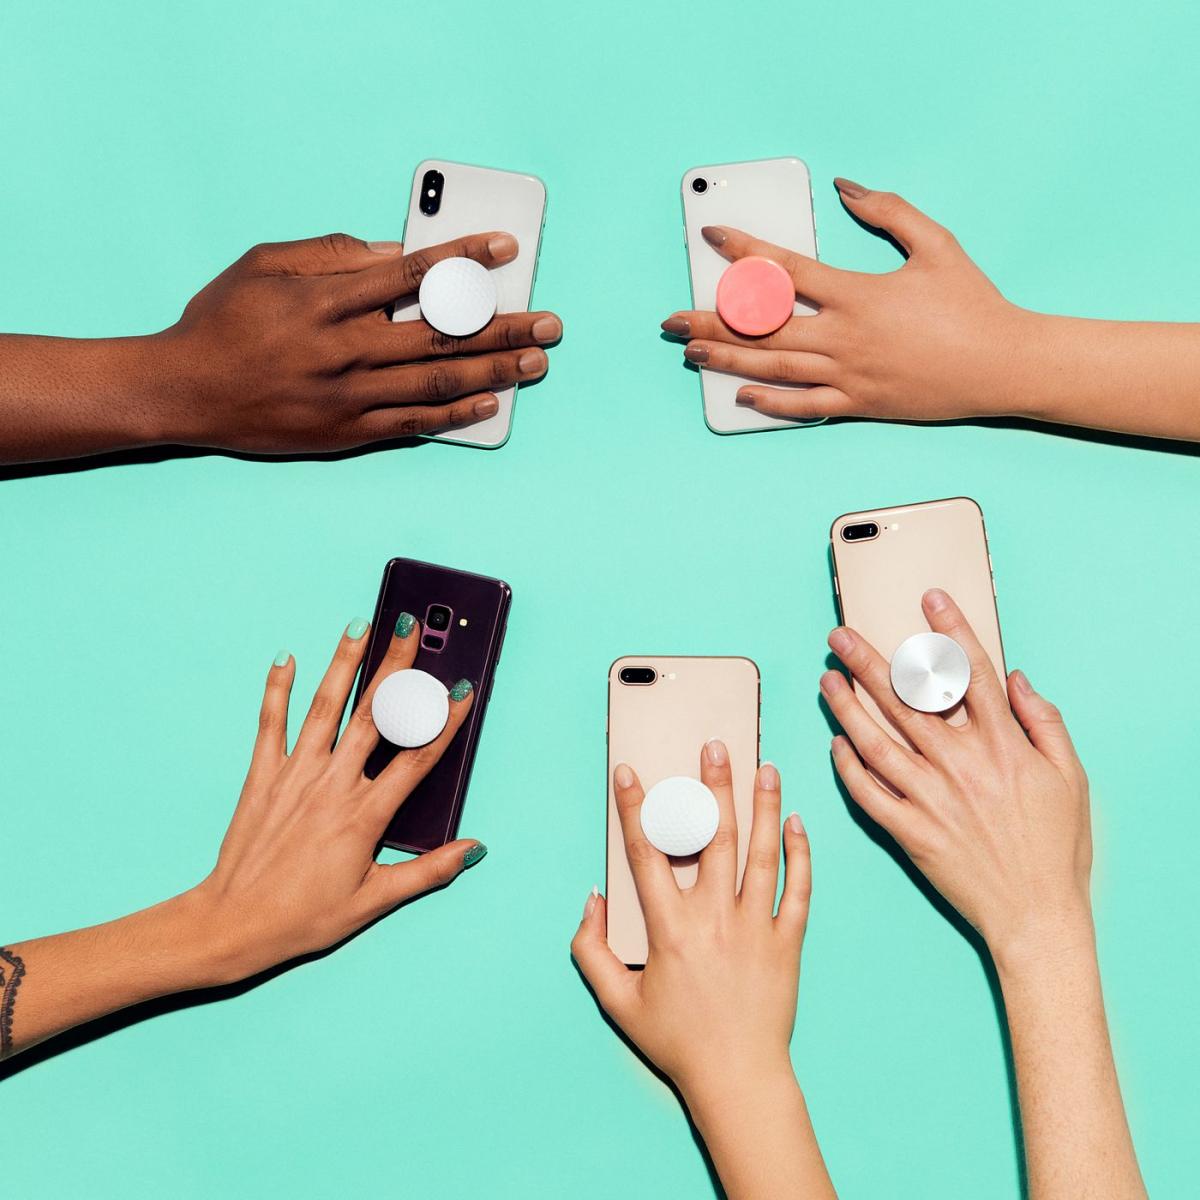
355, 557, 511, 853
830, 497, 1003, 739
606, 656, 760, 965
682, 157, 819, 435
396, 159, 546, 448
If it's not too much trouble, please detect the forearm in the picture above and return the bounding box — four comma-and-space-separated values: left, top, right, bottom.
0, 332, 191, 464
995, 309, 1200, 441
682, 1063, 836, 1200
993, 918, 1145, 1200
0, 888, 228, 1061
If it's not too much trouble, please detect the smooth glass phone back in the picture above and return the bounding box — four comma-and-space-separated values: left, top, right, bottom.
354, 557, 511, 853
830, 497, 1004, 741
682, 157, 819, 435
395, 159, 546, 449
606, 656, 760, 966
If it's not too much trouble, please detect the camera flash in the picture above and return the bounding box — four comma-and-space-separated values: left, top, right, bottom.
718, 179, 728, 187
458, 618, 468, 627
667, 672, 677, 679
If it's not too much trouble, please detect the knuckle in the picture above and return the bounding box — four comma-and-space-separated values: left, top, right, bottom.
625, 837, 661, 867
501, 320, 526, 350
306, 693, 337, 723
421, 364, 456, 403
402, 248, 437, 287
428, 328, 463, 356
320, 231, 358, 255
489, 354, 516, 389
707, 826, 737, 853
257, 705, 283, 734
748, 847, 778, 872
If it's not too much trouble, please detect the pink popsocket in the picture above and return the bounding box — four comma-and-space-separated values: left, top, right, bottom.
716, 256, 795, 337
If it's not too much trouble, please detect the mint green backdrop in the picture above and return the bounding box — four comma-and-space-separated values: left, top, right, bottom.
1, 1, 1197, 1195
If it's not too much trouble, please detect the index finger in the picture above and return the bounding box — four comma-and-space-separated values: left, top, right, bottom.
921, 589, 1010, 730
699, 225, 847, 303
335, 231, 519, 315
696, 739, 739, 900
613, 763, 681, 925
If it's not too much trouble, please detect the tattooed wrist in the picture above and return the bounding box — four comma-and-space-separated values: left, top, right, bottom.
0, 946, 26, 1059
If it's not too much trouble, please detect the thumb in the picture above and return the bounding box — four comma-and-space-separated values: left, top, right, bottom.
244, 232, 403, 277
366, 838, 487, 915
833, 179, 956, 258
1007, 670, 1082, 776
570, 890, 636, 1018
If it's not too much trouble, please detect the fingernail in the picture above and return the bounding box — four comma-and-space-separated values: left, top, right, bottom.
518, 349, 547, 376
614, 762, 634, 789
366, 240, 403, 254
834, 177, 869, 199
705, 738, 728, 766
828, 628, 854, 656
787, 812, 805, 835
394, 612, 416, 639
661, 316, 690, 336
273, 649, 290, 668
736, 389, 761, 407
701, 225, 726, 247
463, 842, 488, 869
684, 343, 709, 364
531, 315, 562, 343
584, 885, 599, 918
819, 670, 845, 696
924, 588, 949, 612
758, 761, 780, 790
488, 232, 518, 260
346, 618, 369, 640
474, 396, 500, 418
449, 678, 473, 702
1013, 669, 1032, 694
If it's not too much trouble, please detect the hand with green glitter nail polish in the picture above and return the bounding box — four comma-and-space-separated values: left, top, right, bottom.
0, 615, 484, 1064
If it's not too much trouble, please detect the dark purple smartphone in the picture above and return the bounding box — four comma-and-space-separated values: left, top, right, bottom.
354, 557, 511, 853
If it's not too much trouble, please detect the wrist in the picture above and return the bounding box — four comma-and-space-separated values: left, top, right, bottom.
970, 304, 1053, 419
133, 328, 210, 446
678, 1053, 801, 1119
987, 901, 1096, 982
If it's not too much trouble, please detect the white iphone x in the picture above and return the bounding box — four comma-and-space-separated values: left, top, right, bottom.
681, 157, 820, 435
395, 159, 546, 449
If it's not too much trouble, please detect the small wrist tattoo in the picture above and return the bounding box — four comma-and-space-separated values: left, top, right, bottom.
0, 946, 27, 1059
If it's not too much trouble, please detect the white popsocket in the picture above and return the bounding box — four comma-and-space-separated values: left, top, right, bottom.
890, 632, 971, 713
371, 669, 449, 748
418, 257, 498, 337
640, 776, 720, 857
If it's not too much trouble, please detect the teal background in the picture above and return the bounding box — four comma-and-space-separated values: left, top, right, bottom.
2, 0, 1197, 1195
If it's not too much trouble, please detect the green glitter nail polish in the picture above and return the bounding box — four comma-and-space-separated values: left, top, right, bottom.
394, 612, 416, 638
463, 842, 488, 868
449, 678, 473, 702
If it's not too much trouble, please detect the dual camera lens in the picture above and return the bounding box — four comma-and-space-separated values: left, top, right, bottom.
841, 522, 880, 542
618, 666, 657, 685
419, 168, 445, 217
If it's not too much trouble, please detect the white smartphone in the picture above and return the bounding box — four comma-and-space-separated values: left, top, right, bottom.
681, 157, 820, 435
395, 159, 547, 449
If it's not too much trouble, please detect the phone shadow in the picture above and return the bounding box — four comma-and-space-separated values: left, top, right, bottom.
816, 655, 1028, 1200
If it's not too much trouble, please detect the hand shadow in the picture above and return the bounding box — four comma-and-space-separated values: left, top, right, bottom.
817, 655, 1028, 1199
0, 865, 457, 1084
0, 373, 551, 484
570, 956, 727, 1200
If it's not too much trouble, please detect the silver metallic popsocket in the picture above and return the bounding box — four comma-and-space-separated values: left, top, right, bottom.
371, 669, 449, 748
890, 632, 971, 713
640, 776, 720, 857
418, 257, 498, 337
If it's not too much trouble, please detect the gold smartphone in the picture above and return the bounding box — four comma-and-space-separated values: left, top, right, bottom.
606, 656, 760, 966
830, 497, 1005, 738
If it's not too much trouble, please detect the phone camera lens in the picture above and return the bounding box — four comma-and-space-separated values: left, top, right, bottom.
419, 169, 444, 216
619, 666, 657, 685
691, 178, 708, 195
427, 604, 451, 631
841, 522, 880, 543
